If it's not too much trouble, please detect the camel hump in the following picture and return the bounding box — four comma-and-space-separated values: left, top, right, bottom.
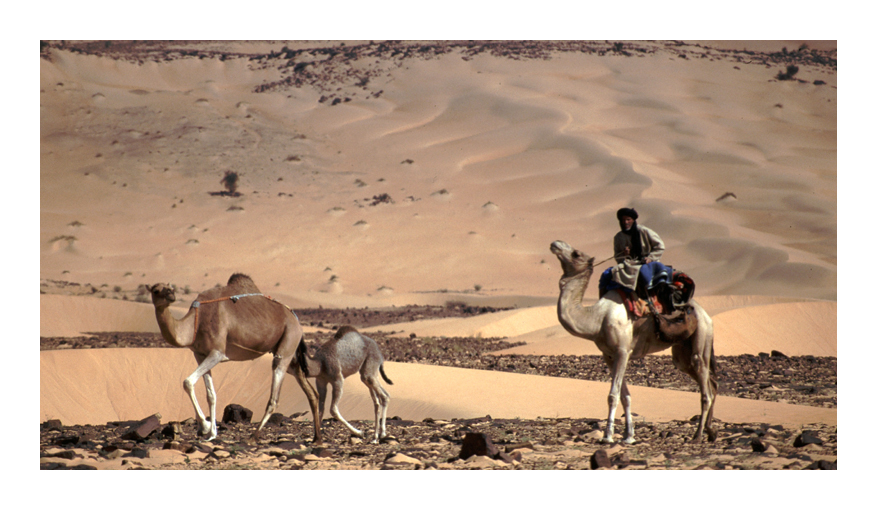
333, 325, 359, 340
226, 273, 260, 292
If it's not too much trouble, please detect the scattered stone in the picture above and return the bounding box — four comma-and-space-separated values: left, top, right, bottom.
459, 432, 499, 460
121, 413, 162, 440
126, 447, 150, 459
43, 449, 76, 460
590, 449, 613, 469
751, 438, 767, 453
43, 419, 63, 431
266, 413, 286, 426
794, 431, 824, 447
162, 422, 182, 440
805, 460, 837, 470
222, 404, 253, 424
384, 453, 423, 467
612, 451, 631, 468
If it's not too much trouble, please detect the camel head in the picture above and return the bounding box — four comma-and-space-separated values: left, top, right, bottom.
149, 283, 177, 307
550, 240, 595, 279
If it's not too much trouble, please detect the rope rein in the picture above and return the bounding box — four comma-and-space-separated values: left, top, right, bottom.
191, 293, 298, 340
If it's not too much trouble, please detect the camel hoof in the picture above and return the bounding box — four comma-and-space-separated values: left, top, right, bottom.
622, 437, 636, 445
599, 437, 615, 444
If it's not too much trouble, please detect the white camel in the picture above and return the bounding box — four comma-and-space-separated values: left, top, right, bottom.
304, 326, 393, 444
551, 240, 718, 444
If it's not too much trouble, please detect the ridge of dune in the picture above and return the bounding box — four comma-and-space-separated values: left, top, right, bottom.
40, 348, 834, 428
41, 294, 836, 358
41, 41, 836, 302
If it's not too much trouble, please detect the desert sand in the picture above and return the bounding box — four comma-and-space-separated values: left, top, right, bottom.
39, 38, 837, 485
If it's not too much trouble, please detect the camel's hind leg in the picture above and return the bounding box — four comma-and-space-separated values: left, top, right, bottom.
672, 341, 717, 442
620, 380, 635, 444
363, 374, 390, 443
253, 353, 294, 440
185, 350, 228, 441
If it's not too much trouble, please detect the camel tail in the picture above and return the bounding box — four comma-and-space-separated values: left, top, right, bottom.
296, 338, 310, 378
379, 364, 393, 385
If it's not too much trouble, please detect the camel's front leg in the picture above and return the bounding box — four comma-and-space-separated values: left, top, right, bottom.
185, 350, 227, 441
329, 379, 364, 438
602, 351, 631, 444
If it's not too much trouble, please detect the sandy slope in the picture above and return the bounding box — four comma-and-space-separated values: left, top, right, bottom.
39, 40, 836, 433
40, 348, 835, 428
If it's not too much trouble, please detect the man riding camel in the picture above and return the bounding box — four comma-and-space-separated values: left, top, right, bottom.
598, 207, 676, 311
611, 207, 665, 292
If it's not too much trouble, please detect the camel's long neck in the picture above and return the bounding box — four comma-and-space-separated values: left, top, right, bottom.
557, 271, 603, 340
154, 305, 195, 348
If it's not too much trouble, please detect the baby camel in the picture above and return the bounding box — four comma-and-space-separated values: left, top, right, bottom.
303, 326, 393, 443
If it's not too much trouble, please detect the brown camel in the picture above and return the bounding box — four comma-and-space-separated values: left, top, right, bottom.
149, 273, 322, 443
550, 241, 718, 443
304, 326, 392, 444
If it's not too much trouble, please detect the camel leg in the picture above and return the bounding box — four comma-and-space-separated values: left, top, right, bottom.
602, 351, 631, 444
672, 341, 717, 442
363, 375, 390, 443
185, 350, 227, 441
329, 378, 364, 438
620, 380, 635, 444
253, 354, 294, 440
290, 364, 322, 444
316, 378, 328, 424
691, 352, 716, 442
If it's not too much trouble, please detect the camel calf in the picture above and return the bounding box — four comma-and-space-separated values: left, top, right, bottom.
300, 326, 393, 444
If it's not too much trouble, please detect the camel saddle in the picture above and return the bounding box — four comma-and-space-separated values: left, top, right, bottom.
626, 270, 699, 343
650, 304, 698, 344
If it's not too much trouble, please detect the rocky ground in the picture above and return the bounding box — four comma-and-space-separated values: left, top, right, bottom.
40, 305, 837, 470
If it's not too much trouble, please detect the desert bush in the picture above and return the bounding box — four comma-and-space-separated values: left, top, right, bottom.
776, 65, 799, 81
221, 171, 240, 195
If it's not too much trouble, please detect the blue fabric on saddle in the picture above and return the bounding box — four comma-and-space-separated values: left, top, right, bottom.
599, 261, 674, 297
639, 261, 674, 289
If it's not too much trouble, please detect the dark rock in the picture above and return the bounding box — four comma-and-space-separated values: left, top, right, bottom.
44, 450, 76, 460
312, 447, 335, 458
56, 434, 80, 446
43, 419, 63, 431
751, 437, 767, 452
770, 350, 788, 358
163, 441, 189, 453
187, 443, 214, 454
266, 413, 286, 426
121, 413, 162, 440
274, 441, 307, 452
805, 459, 837, 470
70, 464, 98, 470
590, 449, 612, 469
459, 432, 499, 460
162, 422, 182, 440
222, 404, 253, 424
126, 447, 150, 459
611, 451, 631, 468
794, 431, 823, 447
